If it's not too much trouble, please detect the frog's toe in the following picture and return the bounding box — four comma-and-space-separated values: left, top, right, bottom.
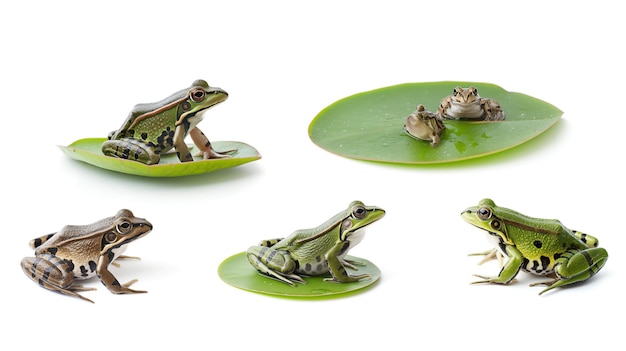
199, 148, 235, 159
471, 274, 516, 285
324, 273, 370, 283
60, 288, 95, 303
69, 284, 97, 292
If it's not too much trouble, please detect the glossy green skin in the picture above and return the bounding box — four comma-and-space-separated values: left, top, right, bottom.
102, 79, 228, 165
462, 198, 608, 294
247, 201, 385, 286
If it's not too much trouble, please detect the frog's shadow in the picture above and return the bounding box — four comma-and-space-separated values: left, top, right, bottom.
64, 156, 263, 188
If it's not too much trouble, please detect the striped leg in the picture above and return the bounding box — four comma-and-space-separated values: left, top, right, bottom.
246, 245, 305, 286
533, 247, 608, 295
21, 254, 96, 303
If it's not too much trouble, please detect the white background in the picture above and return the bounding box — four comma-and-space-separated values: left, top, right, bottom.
2, 1, 623, 349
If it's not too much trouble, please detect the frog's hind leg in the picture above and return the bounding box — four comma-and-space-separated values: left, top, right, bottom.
246, 246, 305, 286
101, 138, 161, 165
21, 254, 96, 303
533, 247, 608, 295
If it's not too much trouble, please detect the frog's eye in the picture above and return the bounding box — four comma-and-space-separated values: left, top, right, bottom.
105, 232, 117, 243
477, 207, 492, 220
190, 88, 206, 103
116, 220, 132, 234
352, 206, 367, 219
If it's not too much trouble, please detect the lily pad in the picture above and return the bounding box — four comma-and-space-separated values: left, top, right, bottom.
309, 82, 562, 164
218, 252, 380, 298
59, 138, 261, 177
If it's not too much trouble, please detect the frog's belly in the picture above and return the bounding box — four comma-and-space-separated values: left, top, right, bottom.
70, 246, 128, 280
448, 103, 484, 118
72, 260, 98, 280
520, 256, 555, 275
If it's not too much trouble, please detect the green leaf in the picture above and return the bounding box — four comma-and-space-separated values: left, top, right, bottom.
309, 82, 562, 164
59, 138, 261, 177
218, 252, 381, 299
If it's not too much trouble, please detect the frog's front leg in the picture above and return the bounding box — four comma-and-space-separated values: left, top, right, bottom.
472, 245, 522, 285
532, 247, 608, 295
96, 254, 146, 295
469, 248, 504, 266
480, 99, 505, 121
437, 96, 453, 119
21, 254, 96, 303
341, 257, 366, 270
172, 125, 195, 162
324, 243, 370, 283
246, 245, 306, 286
189, 127, 233, 159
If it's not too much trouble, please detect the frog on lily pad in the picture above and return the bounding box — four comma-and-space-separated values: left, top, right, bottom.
102, 79, 231, 165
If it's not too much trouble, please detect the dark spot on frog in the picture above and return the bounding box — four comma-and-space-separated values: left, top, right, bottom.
530, 260, 540, 272
47, 247, 58, 255
89, 260, 97, 272
65, 259, 75, 273
305, 263, 312, 272
540, 256, 550, 271
579, 233, 589, 244
156, 129, 174, 149
553, 253, 561, 261
141, 132, 148, 140
111, 279, 121, 287
533, 240, 542, 249
181, 119, 191, 133
316, 256, 321, 262
338, 242, 350, 256
80, 265, 89, 277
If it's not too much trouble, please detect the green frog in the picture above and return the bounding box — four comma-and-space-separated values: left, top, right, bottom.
462, 198, 608, 294
21, 209, 152, 303
102, 79, 230, 165
247, 201, 385, 286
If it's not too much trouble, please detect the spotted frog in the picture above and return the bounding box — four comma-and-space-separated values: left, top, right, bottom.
21, 209, 152, 303
102, 79, 230, 165
247, 201, 385, 286
438, 86, 505, 121
462, 198, 608, 294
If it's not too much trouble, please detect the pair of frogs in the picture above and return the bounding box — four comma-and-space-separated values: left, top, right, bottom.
404, 86, 505, 147
21, 199, 608, 302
